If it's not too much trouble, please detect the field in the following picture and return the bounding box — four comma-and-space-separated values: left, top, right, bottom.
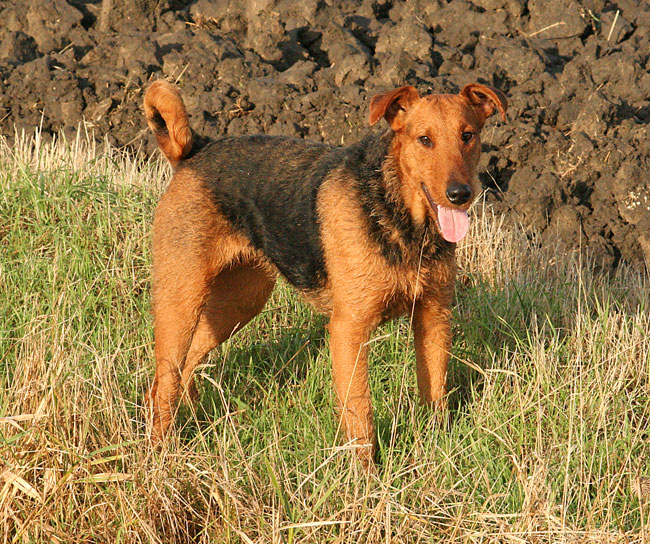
0, 131, 649, 543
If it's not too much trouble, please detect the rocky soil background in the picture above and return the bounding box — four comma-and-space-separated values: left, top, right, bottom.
0, 0, 648, 267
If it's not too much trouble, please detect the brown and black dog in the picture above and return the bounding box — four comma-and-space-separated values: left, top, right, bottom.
144, 80, 507, 465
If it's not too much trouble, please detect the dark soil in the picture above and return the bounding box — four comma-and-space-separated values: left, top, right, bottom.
1, 0, 648, 268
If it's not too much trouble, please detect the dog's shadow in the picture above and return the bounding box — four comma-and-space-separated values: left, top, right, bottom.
177, 312, 330, 438
448, 271, 576, 414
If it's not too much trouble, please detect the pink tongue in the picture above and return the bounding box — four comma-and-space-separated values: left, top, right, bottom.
437, 206, 469, 243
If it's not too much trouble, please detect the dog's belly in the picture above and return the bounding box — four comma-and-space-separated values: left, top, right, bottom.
299, 287, 334, 315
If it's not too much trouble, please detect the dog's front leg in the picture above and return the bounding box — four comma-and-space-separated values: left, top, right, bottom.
413, 296, 453, 409
329, 311, 376, 465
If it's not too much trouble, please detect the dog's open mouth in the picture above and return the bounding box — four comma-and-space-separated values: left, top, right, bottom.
421, 183, 469, 243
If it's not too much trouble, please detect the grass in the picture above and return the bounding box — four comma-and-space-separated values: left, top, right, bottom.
0, 129, 649, 543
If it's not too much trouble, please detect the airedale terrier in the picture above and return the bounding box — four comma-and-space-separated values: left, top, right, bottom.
144, 80, 507, 465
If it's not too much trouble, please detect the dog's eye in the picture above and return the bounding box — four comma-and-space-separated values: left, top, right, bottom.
461, 131, 474, 143
418, 135, 432, 147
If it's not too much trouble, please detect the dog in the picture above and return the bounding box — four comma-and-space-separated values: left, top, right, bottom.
143, 80, 507, 465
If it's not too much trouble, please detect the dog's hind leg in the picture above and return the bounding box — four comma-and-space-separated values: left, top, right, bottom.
179, 263, 277, 404
146, 260, 210, 441
145, 181, 249, 442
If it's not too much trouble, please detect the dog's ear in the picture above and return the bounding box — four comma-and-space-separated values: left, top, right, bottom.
460, 83, 508, 126
369, 86, 420, 130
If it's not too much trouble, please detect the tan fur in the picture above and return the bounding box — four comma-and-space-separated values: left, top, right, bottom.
317, 174, 457, 464
144, 81, 193, 166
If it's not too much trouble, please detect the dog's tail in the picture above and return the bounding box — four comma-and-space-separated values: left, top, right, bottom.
144, 80, 193, 167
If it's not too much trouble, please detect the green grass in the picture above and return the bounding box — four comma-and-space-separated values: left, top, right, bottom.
0, 130, 649, 542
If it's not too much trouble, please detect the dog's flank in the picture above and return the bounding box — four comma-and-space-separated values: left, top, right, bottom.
185, 136, 332, 290
143, 80, 508, 467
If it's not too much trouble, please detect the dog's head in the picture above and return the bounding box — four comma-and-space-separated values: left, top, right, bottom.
369, 83, 507, 243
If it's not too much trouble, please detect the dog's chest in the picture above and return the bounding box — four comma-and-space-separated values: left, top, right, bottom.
301, 251, 455, 320
380, 257, 455, 318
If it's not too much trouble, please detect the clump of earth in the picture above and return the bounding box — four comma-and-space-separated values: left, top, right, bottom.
1, 0, 648, 268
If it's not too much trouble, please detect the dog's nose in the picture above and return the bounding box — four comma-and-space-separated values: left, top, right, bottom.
445, 182, 472, 205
